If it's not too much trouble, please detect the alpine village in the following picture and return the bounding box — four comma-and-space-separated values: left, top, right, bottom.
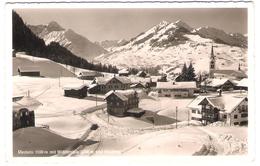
12, 11, 248, 157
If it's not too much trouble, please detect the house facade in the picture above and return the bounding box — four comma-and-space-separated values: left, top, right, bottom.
105, 90, 144, 117
156, 81, 197, 98
90, 76, 131, 94
188, 93, 248, 126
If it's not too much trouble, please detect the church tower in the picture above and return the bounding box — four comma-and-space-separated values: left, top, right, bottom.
209, 45, 216, 78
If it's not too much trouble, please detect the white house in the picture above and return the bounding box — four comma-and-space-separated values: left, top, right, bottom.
156, 81, 197, 97
188, 92, 248, 126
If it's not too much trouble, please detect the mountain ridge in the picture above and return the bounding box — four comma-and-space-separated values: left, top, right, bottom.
28, 22, 108, 60
95, 20, 247, 73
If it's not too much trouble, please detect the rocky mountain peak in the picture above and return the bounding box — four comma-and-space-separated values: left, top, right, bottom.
47, 21, 65, 32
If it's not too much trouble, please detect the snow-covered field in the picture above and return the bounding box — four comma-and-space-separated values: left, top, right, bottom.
13, 54, 248, 156
13, 76, 103, 139
140, 97, 193, 121
13, 75, 248, 156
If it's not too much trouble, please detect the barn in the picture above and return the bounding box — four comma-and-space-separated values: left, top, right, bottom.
63, 84, 88, 98
18, 66, 40, 77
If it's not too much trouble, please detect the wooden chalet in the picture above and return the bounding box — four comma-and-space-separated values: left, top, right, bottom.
105, 90, 144, 117
89, 76, 131, 94
201, 78, 235, 92
63, 84, 88, 98
18, 66, 40, 77
78, 71, 104, 80
188, 92, 248, 126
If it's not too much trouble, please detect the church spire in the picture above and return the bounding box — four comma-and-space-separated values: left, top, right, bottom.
209, 45, 216, 78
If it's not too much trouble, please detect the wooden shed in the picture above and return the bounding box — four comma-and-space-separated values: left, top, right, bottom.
63, 84, 88, 98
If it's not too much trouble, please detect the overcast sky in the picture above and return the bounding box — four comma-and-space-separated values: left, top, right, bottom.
15, 8, 247, 42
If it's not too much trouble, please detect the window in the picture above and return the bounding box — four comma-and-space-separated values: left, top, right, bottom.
223, 115, 227, 119
234, 122, 239, 125
192, 110, 196, 114
234, 115, 238, 119
241, 113, 248, 118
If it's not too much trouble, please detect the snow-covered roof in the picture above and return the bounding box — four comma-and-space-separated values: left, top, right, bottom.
113, 76, 131, 84
105, 89, 137, 101
197, 94, 247, 114
94, 76, 131, 85
94, 77, 110, 85
237, 78, 248, 87
136, 71, 147, 76
187, 96, 208, 110
156, 81, 197, 89
129, 75, 151, 84
118, 68, 129, 74
63, 83, 88, 90
214, 70, 247, 78
201, 78, 231, 87
79, 71, 103, 77
18, 66, 40, 72
130, 82, 146, 88
13, 96, 42, 111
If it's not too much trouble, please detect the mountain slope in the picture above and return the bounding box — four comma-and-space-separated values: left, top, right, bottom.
13, 11, 118, 74
95, 20, 247, 73
28, 22, 107, 60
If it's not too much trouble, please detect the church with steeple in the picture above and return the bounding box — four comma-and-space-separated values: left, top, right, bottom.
208, 45, 247, 80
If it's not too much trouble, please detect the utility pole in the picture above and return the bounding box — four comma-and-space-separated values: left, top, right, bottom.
96, 93, 97, 107
188, 109, 190, 126
176, 106, 178, 129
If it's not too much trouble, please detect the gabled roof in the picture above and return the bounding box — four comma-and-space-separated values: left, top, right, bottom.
105, 89, 137, 101
94, 77, 110, 85
201, 78, 232, 87
187, 96, 208, 109
197, 94, 247, 113
13, 96, 42, 111
79, 71, 103, 77
63, 83, 88, 90
214, 70, 247, 78
18, 66, 40, 72
136, 71, 147, 76
110, 76, 131, 84
237, 78, 248, 87
118, 68, 129, 74
94, 76, 131, 85
130, 82, 146, 88
156, 81, 197, 89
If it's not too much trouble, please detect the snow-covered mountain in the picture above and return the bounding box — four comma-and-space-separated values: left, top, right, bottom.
95, 20, 247, 73
96, 39, 128, 50
28, 21, 108, 60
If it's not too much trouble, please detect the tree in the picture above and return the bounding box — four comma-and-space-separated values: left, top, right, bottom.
176, 62, 196, 82
187, 63, 196, 81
